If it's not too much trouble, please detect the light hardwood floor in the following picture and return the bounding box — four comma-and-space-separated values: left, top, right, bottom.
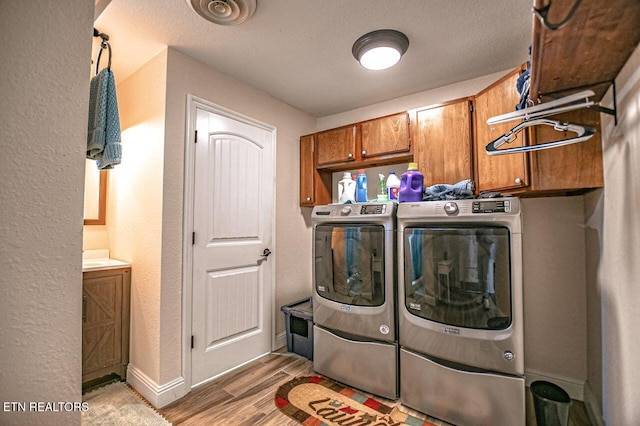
158, 350, 592, 425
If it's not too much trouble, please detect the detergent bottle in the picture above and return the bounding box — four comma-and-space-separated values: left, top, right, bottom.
377, 174, 388, 201
337, 172, 356, 203
355, 170, 368, 202
386, 172, 400, 201
399, 163, 424, 202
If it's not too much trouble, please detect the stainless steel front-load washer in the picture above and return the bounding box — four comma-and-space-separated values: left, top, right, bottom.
312, 202, 397, 399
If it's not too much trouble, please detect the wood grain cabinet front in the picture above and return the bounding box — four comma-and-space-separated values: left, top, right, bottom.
300, 135, 331, 207
411, 98, 473, 187
473, 67, 529, 193
315, 125, 357, 168
82, 267, 131, 386
360, 112, 411, 159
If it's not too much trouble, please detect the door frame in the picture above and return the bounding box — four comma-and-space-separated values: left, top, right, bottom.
182, 94, 277, 391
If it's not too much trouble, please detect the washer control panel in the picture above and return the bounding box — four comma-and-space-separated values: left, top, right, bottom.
472, 200, 511, 214
360, 204, 387, 215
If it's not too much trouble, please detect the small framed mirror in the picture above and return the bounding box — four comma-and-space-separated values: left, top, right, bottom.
84, 159, 107, 225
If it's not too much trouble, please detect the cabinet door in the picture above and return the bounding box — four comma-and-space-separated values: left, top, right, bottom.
300, 135, 332, 207
361, 112, 410, 158
300, 135, 316, 206
82, 272, 123, 379
82, 268, 130, 384
529, 108, 603, 191
474, 68, 528, 193
316, 125, 356, 167
413, 99, 473, 186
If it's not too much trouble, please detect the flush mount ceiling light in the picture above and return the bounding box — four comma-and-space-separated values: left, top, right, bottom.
352, 29, 409, 70
186, 0, 256, 26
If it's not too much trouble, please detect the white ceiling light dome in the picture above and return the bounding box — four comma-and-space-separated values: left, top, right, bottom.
187, 0, 257, 26
352, 29, 409, 70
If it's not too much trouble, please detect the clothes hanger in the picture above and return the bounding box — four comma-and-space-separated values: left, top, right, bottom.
485, 118, 596, 156
487, 90, 595, 125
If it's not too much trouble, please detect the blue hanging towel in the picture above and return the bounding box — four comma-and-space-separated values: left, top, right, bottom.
87, 68, 122, 169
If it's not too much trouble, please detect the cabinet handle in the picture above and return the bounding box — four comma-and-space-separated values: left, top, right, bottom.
306, 197, 311, 201
362, 150, 367, 156
348, 153, 353, 159
82, 295, 87, 322
515, 177, 523, 184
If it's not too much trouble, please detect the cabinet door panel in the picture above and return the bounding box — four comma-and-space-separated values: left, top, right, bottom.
474, 69, 528, 192
529, 108, 603, 190
361, 113, 410, 158
300, 135, 315, 206
316, 126, 356, 167
413, 100, 472, 186
82, 273, 123, 377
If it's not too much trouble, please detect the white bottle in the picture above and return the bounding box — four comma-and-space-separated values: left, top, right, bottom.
386, 171, 401, 201
338, 172, 356, 203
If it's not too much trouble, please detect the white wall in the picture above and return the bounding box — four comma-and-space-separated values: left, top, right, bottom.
521, 197, 588, 396
0, 1, 93, 425
599, 42, 640, 425
109, 50, 168, 388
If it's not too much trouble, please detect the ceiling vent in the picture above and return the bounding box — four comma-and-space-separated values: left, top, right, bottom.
187, 0, 256, 26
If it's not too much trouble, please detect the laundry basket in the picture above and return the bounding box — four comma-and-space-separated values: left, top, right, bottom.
281, 298, 313, 360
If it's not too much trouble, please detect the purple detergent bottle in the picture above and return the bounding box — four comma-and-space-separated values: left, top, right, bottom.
399, 162, 424, 202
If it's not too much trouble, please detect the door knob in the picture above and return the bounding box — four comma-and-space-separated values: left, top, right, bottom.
261, 248, 272, 258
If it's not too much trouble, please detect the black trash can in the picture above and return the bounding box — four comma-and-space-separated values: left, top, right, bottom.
531, 381, 571, 426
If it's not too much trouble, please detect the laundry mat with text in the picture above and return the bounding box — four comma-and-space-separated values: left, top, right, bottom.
275, 376, 436, 426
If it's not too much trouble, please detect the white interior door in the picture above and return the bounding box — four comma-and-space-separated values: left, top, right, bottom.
191, 106, 274, 386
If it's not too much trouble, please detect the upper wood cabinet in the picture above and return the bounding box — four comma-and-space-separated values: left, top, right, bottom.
315, 125, 357, 167
530, 0, 640, 102
300, 135, 331, 207
315, 113, 412, 171
360, 112, 410, 158
411, 98, 473, 186
473, 67, 529, 193
528, 108, 603, 192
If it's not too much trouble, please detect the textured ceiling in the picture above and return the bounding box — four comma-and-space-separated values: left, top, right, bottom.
95, 0, 532, 117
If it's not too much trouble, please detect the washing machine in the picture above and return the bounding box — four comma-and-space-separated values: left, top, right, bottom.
312, 202, 397, 399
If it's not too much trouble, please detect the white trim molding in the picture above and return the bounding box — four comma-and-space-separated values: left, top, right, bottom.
274, 331, 287, 351
583, 381, 605, 426
525, 369, 584, 401
126, 364, 188, 408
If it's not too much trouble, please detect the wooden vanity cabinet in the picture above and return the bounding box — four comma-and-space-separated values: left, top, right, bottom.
300, 134, 331, 207
411, 98, 473, 186
473, 67, 529, 193
82, 267, 131, 385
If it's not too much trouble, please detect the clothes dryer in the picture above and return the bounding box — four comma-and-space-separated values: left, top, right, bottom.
397, 198, 525, 425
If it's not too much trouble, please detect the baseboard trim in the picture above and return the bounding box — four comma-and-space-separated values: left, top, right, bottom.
274, 331, 287, 351
126, 363, 188, 408
583, 381, 605, 426
525, 369, 584, 401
